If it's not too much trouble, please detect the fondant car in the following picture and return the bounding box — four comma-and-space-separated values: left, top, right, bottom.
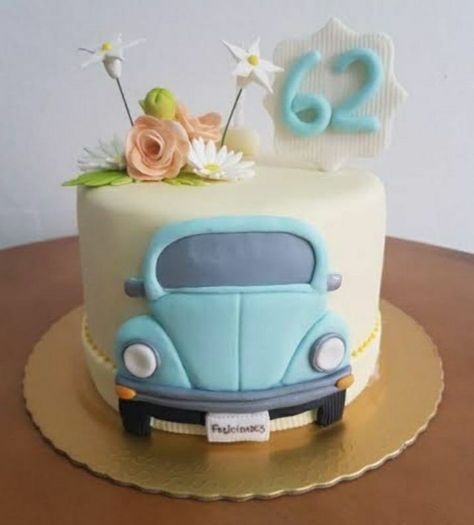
115, 216, 352, 436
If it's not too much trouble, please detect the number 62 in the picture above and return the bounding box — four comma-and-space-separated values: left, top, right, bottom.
280, 48, 383, 136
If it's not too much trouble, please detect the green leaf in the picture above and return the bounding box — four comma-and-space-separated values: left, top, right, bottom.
110, 175, 134, 186
163, 178, 180, 186
164, 172, 207, 187
62, 178, 82, 186
62, 170, 127, 187
84, 172, 124, 187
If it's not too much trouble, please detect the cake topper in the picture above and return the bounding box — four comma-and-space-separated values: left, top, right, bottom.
187, 138, 255, 181
65, 31, 267, 188
64, 34, 256, 188
264, 18, 407, 170
221, 38, 284, 148
65, 22, 406, 188
77, 137, 126, 173
79, 34, 145, 126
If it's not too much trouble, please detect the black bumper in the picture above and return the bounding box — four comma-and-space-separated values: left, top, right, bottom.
119, 390, 346, 427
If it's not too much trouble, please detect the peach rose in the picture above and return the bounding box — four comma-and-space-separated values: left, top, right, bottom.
176, 104, 222, 142
125, 115, 189, 181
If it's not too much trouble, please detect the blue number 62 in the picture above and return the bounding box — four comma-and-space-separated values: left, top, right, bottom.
280, 47, 383, 136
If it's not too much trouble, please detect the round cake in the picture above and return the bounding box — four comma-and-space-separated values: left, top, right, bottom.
66, 20, 405, 442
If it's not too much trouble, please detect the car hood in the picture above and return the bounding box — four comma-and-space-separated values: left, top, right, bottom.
149, 291, 326, 391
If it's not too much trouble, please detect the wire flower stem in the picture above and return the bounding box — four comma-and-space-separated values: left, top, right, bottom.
220, 87, 243, 147
116, 78, 134, 126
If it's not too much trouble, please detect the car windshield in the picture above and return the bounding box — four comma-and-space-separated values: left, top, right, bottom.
155, 232, 315, 288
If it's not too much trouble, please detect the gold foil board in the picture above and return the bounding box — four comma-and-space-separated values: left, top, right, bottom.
23, 300, 443, 500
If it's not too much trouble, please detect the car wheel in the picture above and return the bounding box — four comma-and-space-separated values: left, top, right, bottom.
316, 390, 346, 427
119, 399, 151, 436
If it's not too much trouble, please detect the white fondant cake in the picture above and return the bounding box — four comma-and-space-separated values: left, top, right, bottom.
78, 162, 385, 432
67, 21, 405, 441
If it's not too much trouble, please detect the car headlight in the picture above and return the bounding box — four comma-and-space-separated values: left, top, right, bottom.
311, 334, 346, 372
122, 343, 158, 378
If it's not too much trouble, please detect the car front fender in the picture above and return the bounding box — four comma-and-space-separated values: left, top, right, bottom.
281, 310, 350, 386
115, 315, 192, 389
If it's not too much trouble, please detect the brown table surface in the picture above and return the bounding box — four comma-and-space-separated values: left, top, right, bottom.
0, 237, 473, 524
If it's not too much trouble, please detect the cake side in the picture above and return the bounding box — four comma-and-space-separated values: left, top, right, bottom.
78, 162, 385, 423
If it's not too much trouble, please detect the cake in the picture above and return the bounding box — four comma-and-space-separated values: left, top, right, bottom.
68, 20, 405, 442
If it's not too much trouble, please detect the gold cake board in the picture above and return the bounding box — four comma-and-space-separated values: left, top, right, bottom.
23, 300, 443, 501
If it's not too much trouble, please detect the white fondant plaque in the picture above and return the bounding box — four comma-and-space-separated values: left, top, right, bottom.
205, 412, 270, 443
264, 18, 407, 171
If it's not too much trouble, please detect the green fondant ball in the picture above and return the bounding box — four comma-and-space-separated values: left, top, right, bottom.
139, 88, 177, 120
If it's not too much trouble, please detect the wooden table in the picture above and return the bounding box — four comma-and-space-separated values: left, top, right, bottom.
0, 237, 473, 524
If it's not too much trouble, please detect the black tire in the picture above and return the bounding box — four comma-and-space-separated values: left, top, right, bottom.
316, 390, 346, 427
119, 400, 151, 436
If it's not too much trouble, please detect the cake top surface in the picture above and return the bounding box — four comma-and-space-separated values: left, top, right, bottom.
65, 19, 406, 191
79, 163, 384, 223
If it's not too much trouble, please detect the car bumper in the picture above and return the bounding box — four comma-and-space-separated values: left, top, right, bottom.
115, 366, 353, 414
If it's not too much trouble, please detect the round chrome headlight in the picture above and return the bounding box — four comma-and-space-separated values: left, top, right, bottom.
123, 343, 158, 378
311, 335, 346, 372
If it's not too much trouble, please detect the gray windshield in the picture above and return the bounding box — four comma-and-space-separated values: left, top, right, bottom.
155, 232, 315, 288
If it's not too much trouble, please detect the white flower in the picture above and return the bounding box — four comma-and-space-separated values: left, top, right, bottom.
78, 136, 126, 172
187, 138, 255, 181
223, 38, 283, 93
79, 34, 145, 79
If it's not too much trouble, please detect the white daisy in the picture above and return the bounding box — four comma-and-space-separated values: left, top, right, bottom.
223, 38, 284, 93
79, 34, 145, 79
77, 136, 126, 172
187, 138, 255, 181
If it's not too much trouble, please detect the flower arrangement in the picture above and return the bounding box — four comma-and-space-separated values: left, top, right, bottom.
64, 34, 283, 188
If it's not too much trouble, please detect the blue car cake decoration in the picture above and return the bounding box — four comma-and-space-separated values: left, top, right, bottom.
114, 216, 352, 441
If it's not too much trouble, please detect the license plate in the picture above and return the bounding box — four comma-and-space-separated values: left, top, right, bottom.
205, 411, 270, 443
